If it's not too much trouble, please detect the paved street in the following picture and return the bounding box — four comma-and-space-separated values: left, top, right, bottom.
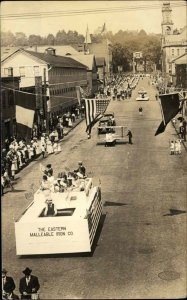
2, 77, 187, 299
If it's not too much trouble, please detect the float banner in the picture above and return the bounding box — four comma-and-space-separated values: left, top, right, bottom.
155, 93, 180, 136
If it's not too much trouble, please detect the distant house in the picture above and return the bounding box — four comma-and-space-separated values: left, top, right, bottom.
1, 48, 87, 117
71, 54, 98, 96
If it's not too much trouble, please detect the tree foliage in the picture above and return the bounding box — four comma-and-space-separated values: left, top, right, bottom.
1, 28, 161, 70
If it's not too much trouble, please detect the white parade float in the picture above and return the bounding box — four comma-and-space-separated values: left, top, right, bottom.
136, 89, 149, 101
15, 178, 102, 255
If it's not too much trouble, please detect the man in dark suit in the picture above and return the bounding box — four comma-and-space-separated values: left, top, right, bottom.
3, 285, 19, 300
19, 268, 40, 300
2, 268, 16, 299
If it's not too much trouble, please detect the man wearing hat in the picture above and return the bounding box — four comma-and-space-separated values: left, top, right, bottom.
19, 268, 40, 299
43, 199, 57, 217
2, 268, 16, 299
74, 161, 86, 177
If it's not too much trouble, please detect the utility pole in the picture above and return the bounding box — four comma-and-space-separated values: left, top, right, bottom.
43, 68, 49, 134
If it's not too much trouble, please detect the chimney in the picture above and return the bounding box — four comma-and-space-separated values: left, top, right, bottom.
45, 47, 56, 56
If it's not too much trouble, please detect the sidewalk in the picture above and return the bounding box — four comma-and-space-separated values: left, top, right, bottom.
62, 116, 84, 137
172, 115, 187, 151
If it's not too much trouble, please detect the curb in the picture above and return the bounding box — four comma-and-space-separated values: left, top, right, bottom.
63, 117, 84, 137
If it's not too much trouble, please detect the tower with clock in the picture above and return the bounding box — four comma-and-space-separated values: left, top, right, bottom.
161, 1, 174, 36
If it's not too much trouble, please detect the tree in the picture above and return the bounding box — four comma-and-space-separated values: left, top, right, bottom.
45, 34, 55, 45
28, 35, 43, 46
1, 31, 16, 46
14, 32, 28, 46
112, 43, 131, 73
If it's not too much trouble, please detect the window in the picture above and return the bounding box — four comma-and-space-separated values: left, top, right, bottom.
172, 49, 174, 56
34, 66, 39, 76
177, 49, 180, 56
4, 67, 13, 76
185, 48, 187, 53
19, 67, 25, 77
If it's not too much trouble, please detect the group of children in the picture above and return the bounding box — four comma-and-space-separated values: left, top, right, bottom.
39, 161, 87, 194
170, 140, 182, 155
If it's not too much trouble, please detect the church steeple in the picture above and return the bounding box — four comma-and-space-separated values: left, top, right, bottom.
161, 1, 174, 36
84, 25, 91, 54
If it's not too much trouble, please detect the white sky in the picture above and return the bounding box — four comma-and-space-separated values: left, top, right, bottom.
1, 1, 186, 37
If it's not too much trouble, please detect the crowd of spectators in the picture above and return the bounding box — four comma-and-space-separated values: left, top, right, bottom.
1, 106, 84, 196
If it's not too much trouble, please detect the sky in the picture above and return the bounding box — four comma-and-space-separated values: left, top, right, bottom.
1, 1, 186, 37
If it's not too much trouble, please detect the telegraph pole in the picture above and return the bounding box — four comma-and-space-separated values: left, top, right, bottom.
43, 68, 49, 134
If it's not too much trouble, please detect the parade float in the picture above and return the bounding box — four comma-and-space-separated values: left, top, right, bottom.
15, 177, 102, 255
136, 89, 149, 101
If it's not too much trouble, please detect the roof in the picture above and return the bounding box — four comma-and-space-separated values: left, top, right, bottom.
2, 48, 87, 69
26, 45, 79, 56
171, 52, 187, 64
70, 54, 96, 70
95, 57, 106, 66
1, 46, 22, 61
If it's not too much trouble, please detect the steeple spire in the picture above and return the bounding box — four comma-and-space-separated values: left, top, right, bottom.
84, 25, 91, 44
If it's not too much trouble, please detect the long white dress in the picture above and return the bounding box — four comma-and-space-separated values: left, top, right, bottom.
46, 140, 54, 154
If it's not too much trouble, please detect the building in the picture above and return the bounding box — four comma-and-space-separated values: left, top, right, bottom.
71, 54, 98, 96
1, 76, 20, 143
1, 48, 87, 119
95, 57, 106, 84
171, 53, 187, 88
161, 1, 187, 83
72, 26, 112, 80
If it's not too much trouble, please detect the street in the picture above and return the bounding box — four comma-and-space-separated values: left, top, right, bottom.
2, 77, 187, 299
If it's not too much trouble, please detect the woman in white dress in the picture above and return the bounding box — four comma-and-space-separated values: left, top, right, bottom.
11, 155, 18, 179
46, 138, 54, 154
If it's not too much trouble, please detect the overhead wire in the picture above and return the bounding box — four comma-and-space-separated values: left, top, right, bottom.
1, 3, 186, 20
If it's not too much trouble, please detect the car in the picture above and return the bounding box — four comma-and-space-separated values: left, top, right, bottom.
97, 112, 115, 134
136, 89, 149, 101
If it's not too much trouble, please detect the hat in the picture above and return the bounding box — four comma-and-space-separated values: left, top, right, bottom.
2, 268, 7, 274
78, 161, 82, 165
46, 164, 51, 168
22, 267, 32, 275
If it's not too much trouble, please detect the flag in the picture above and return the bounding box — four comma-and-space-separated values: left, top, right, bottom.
155, 93, 181, 136
85, 98, 110, 135
14, 90, 36, 140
